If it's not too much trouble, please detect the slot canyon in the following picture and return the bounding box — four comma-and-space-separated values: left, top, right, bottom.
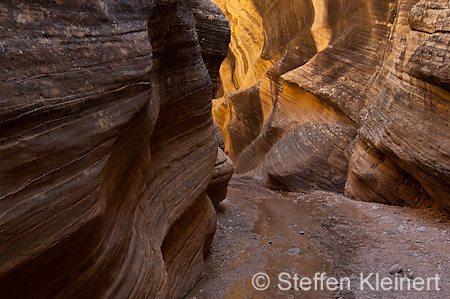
0, 0, 449, 298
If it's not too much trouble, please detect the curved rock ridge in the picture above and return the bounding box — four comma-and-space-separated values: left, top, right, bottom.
0, 0, 231, 298
192, 0, 231, 95
212, 0, 450, 209
211, 0, 275, 96
206, 121, 234, 207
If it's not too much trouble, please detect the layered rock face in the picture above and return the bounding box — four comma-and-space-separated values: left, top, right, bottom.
207, 121, 234, 207
192, 0, 231, 95
212, 0, 450, 209
0, 0, 230, 298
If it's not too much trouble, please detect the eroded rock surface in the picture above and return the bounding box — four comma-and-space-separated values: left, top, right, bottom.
265, 123, 356, 193
0, 0, 230, 297
193, 0, 231, 95
207, 121, 234, 207
212, 0, 450, 209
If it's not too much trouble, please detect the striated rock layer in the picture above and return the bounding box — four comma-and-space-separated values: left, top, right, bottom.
192, 0, 231, 95
0, 0, 231, 298
212, 0, 450, 209
206, 121, 234, 207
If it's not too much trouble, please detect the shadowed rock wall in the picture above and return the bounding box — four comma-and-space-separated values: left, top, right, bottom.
212, 0, 450, 209
0, 0, 230, 297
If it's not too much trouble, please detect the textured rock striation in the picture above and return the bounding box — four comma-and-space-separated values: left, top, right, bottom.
192, 0, 231, 95
206, 121, 234, 207
0, 0, 230, 298
212, 0, 450, 209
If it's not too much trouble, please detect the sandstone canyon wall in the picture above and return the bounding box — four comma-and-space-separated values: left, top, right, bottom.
212, 0, 450, 209
0, 0, 230, 298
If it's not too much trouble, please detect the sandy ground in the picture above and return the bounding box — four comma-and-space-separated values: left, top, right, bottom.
186, 175, 450, 299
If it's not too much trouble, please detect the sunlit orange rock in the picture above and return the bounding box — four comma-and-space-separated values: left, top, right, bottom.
212, 0, 450, 209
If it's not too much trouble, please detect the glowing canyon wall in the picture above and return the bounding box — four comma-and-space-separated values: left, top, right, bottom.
212, 0, 450, 209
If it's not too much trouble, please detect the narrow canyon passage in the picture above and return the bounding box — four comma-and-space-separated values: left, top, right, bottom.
1, 0, 449, 298
187, 176, 450, 298
193, 0, 450, 296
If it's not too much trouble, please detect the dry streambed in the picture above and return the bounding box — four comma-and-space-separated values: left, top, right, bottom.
187, 176, 450, 299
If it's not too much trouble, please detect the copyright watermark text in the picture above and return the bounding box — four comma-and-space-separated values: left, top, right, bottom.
252, 272, 441, 292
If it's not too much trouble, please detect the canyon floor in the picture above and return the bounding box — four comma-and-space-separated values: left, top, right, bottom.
186, 176, 450, 299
